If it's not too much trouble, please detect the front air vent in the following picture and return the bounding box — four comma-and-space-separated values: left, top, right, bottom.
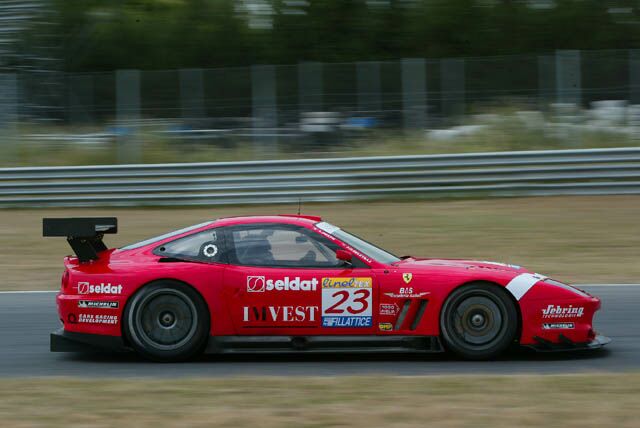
410, 300, 428, 331
394, 300, 411, 330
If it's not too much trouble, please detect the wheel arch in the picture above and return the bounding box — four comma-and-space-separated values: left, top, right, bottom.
439, 280, 523, 345
121, 277, 211, 347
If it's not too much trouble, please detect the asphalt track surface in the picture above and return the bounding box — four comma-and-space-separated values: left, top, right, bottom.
0, 285, 637, 377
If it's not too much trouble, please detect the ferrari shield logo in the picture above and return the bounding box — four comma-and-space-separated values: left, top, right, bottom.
402, 273, 412, 284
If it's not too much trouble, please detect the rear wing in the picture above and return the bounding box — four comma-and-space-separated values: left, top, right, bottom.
43, 217, 117, 263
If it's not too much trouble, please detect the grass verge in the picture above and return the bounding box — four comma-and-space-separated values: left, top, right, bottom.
6, 116, 640, 167
1, 195, 639, 290
0, 374, 638, 427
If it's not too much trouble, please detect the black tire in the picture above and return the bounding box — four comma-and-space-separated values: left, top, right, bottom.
124, 280, 209, 362
440, 282, 518, 360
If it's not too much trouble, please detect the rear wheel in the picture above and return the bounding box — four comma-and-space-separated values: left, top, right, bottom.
124, 281, 209, 362
440, 283, 518, 360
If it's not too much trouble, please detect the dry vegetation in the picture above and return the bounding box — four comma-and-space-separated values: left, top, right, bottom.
0, 374, 639, 427
1, 195, 639, 290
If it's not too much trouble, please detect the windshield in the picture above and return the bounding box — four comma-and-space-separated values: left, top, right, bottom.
315, 221, 400, 265
120, 221, 214, 250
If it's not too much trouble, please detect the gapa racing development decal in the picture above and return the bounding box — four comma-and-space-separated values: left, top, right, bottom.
321, 277, 372, 328
68, 314, 119, 325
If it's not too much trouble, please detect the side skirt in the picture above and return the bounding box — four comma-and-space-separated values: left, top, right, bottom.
205, 335, 444, 354
50, 328, 129, 353
50, 329, 444, 355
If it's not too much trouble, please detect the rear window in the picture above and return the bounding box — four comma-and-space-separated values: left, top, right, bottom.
120, 221, 214, 250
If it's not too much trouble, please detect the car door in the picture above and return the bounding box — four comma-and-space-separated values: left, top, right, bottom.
222, 223, 377, 336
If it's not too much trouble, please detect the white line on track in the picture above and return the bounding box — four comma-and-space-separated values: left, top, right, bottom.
575, 284, 640, 287
0, 284, 639, 294
0, 290, 57, 294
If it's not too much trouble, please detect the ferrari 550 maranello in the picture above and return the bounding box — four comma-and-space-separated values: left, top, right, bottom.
44, 215, 610, 362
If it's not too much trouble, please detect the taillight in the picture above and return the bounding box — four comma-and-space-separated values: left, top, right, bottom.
61, 270, 69, 292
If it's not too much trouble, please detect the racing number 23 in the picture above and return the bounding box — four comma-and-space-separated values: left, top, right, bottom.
324, 289, 370, 314
321, 277, 373, 328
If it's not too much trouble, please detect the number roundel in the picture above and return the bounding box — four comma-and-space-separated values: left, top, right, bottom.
321, 277, 373, 328
324, 289, 370, 314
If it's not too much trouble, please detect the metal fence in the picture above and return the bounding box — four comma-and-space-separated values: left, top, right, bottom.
1, 147, 639, 207
12, 49, 638, 123
2, 49, 640, 163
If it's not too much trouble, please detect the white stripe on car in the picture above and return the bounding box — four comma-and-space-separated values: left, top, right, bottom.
505, 273, 547, 300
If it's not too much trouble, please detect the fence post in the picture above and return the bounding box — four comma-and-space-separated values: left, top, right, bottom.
401, 58, 426, 131
298, 61, 323, 114
0, 73, 18, 161
116, 69, 141, 163
537, 55, 555, 111
555, 50, 581, 105
630, 50, 640, 105
179, 68, 205, 121
356, 61, 381, 113
441, 58, 465, 120
252, 64, 278, 155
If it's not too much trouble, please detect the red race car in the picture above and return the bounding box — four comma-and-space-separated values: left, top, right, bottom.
44, 215, 610, 362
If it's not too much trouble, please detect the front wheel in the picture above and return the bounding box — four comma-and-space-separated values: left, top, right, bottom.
124, 281, 209, 362
440, 283, 518, 360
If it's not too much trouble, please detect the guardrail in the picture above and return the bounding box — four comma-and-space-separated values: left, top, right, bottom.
1, 147, 639, 207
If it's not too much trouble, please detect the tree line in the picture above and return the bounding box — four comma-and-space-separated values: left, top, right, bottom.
23, 0, 640, 72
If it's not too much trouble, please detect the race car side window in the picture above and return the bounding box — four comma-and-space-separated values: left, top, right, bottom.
153, 228, 227, 263
227, 224, 366, 268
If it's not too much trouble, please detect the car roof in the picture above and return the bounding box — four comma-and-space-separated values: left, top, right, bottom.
212, 214, 322, 228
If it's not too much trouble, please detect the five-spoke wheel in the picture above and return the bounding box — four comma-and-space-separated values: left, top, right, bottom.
124, 281, 209, 362
440, 283, 518, 360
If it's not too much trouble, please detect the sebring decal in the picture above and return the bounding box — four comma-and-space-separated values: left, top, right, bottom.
77, 282, 122, 295
242, 306, 318, 325
543, 322, 575, 330
402, 273, 412, 284
246, 276, 318, 293
505, 273, 546, 300
542, 304, 584, 319
78, 300, 119, 309
321, 277, 372, 328
384, 287, 428, 299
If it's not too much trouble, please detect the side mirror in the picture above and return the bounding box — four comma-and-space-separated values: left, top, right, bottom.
336, 249, 352, 264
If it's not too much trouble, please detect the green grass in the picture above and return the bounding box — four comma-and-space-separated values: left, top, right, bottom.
0, 374, 638, 427
3, 112, 640, 166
